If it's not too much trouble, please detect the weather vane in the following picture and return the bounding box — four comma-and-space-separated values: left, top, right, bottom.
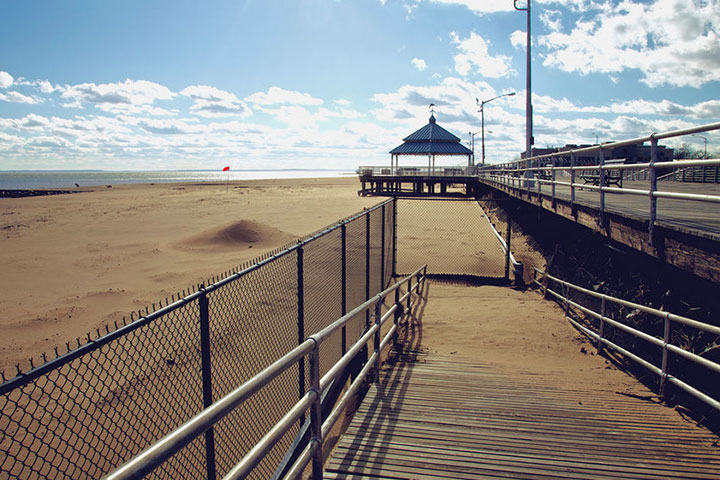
429, 103, 435, 114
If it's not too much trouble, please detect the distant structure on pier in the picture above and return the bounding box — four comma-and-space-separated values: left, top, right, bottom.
389, 113, 474, 172
358, 114, 477, 196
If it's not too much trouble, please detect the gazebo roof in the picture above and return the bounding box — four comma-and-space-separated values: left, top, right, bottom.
390, 114, 472, 156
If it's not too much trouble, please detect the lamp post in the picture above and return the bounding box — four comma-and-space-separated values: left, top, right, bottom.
691, 134, 708, 158
476, 92, 516, 166
469, 130, 481, 159
514, 0, 533, 162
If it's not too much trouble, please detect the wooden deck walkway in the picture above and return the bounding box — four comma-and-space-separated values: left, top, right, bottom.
326, 353, 720, 479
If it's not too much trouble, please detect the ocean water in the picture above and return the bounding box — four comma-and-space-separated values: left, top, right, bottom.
0, 169, 356, 190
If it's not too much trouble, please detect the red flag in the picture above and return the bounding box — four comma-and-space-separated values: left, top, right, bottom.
222, 166, 230, 172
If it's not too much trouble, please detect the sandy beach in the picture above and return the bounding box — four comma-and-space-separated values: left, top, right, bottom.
0, 177, 380, 376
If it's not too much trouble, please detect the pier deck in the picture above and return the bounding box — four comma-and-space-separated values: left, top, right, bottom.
326, 283, 720, 480
328, 356, 720, 480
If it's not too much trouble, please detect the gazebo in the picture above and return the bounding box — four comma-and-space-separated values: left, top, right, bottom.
389, 114, 474, 175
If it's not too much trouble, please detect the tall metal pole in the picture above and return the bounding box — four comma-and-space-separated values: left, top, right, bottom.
481, 107, 486, 166
514, 0, 533, 162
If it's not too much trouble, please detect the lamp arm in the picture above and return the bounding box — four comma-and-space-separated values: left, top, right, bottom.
514, 0, 528, 11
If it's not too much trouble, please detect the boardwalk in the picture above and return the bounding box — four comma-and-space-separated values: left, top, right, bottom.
326, 282, 720, 479
491, 178, 720, 238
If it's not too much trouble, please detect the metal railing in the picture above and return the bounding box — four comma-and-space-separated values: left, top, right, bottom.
477, 205, 523, 284
357, 165, 477, 177
104, 265, 428, 480
479, 121, 720, 240
534, 268, 720, 412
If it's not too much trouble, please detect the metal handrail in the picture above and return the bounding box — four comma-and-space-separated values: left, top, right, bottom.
104, 264, 428, 480
478, 122, 720, 242
533, 267, 720, 412
493, 122, 720, 164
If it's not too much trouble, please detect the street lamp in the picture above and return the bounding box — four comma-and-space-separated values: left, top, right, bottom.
476, 92, 516, 165
691, 134, 708, 158
514, 0, 533, 161
469, 131, 481, 158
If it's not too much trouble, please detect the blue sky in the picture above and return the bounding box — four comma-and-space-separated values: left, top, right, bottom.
1, 0, 718, 170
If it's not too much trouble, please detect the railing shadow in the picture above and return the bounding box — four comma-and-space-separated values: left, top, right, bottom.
326, 280, 429, 477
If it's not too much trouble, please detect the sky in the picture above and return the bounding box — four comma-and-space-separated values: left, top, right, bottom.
0, 0, 719, 171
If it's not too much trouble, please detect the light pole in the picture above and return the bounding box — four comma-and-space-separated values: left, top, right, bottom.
469, 130, 481, 159
476, 92, 516, 165
514, 0, 533, 162
692, 134, 708, 158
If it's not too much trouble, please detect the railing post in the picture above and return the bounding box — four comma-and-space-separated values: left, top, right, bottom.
599, 147, 606, 228
381, 204, 385, 288
392, 197, 398, 277
598, 295, 606, 355
341, 222, 347, 355
407, 276, 412, 311
373, 300, 382, 383
649, 135, 658, 246
308, 341, 323, 480
660, 312, 671, 396
550, 157, 557, 208
504, 218, 511, 280
394, 286, 401, 347
570, 153, 576, 214
297, 245, 305, 418
198, 287, 217, 480
537, 158, 541, 197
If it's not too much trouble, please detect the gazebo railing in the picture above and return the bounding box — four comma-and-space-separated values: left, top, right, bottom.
357, 166, 477, 177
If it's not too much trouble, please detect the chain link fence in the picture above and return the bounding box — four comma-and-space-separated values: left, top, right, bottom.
0, 199, 395, 480
395, 198, 507, 280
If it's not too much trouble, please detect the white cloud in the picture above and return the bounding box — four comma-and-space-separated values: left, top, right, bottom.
428, 0, 510, 14
245, 86, 323, 106
0, 91, 42, 104
510, 30, 526, 49
412, 58, 428, 71
0, 71, 13, 89
334, 99, 351, 106
181, 85, 251, 118
539, 0, 720, 88
451, 32, 515, 78
371, 76, 500, 126
26, 135, 73, 148
61, 79, 175, 107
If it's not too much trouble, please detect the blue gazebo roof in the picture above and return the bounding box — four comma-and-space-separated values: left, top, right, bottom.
390, 114, 472, 156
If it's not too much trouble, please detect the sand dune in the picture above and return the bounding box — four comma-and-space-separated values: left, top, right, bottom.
179, 219, 297, 250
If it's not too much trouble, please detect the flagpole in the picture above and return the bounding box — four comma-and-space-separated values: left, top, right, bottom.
223, 166, 230, 193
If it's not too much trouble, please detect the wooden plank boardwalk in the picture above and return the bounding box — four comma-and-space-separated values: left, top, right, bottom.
326, 353, 720, 479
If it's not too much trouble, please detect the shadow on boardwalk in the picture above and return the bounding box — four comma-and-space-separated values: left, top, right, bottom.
325, 281, 720, 480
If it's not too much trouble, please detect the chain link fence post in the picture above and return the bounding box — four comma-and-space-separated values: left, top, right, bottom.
392, 197, 398, 277
381, 204, 386, 288
341, 222, 347, 356
198, 287, 217, 480
297, 244, 305, 425
365, 211, 371, 331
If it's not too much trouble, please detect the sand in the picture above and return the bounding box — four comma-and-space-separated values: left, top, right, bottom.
0, 177, 380, 375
